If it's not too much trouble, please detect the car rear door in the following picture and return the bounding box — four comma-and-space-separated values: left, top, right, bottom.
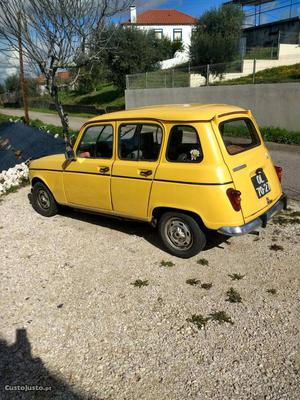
111, 121, 163, 219
212, 115, 282, 222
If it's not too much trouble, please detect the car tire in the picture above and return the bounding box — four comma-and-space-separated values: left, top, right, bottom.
31, 182, 58, 217
158, 212, 206, 258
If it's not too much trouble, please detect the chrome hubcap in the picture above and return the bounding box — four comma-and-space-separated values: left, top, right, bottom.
37, 189, 50, 209
165, 218, 193, 250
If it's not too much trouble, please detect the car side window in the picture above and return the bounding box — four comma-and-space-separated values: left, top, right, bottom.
77, 125, 113, 158
119, 123, 163, 161
167, 125, 203, 163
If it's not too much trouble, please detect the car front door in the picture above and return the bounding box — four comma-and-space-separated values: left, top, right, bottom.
63, 123, 114, 211
111, 121, 163, 219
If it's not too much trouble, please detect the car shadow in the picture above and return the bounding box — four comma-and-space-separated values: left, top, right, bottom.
58, 207, 230, 254
0, 328, 90, 399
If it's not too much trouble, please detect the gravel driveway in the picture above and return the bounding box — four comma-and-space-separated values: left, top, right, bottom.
0, 187, 299, 400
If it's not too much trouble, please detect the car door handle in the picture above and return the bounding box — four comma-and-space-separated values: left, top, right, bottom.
139, 169, 152, 177
99, 166, 109, 174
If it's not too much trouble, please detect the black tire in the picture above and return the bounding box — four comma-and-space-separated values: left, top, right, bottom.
31, 182, 58, 217
158, 212, 206, 258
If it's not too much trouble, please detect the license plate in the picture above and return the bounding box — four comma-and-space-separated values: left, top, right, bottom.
251, 170, 271, 198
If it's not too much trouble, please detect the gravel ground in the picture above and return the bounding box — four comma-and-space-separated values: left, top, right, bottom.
0, 187, 299, 400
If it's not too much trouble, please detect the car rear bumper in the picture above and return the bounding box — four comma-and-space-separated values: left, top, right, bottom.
217, 194, 287, 236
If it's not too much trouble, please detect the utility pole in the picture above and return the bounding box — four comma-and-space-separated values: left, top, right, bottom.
17, 11, 29, 124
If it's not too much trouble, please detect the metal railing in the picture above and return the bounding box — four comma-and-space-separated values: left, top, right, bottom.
126, 53, 300, 90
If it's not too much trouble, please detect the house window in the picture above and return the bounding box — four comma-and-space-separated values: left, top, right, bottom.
154, 29, 163, 39
173, 28, 182, 41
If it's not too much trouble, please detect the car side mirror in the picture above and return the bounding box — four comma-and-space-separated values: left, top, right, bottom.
65, 147, 76, 161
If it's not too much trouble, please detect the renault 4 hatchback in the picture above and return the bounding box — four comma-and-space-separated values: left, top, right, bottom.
29, 104, 287, 258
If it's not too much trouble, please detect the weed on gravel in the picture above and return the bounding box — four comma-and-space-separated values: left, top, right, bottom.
209, 311, 234, 325
201, 283, 213, 290
187, 311, 233, 331
269, 244, 284, 251
186, 279, 213, 290
186, 278, 200, 286
131, 279, 149, 288
266, 288, 277, 295
160, 260, 175, 268
228, 273, 245, 281
186, 314, 209, 330
197, 258, 209, 266
273, 215, 300, 225
226, 288, 242, 303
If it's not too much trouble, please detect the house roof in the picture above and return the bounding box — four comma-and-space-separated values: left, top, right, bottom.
123, 9, 196, 26
37, 71, 71, 85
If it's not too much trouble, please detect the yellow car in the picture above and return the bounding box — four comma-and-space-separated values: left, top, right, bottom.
29, 104, 287, 258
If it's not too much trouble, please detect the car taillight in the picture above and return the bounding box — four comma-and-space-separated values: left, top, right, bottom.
226, 188, 242, 212
275, 165, 283, 182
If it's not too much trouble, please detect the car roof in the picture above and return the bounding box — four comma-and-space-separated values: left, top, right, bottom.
87, 104, 248, 124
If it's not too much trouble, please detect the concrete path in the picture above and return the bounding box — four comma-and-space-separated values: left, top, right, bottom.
1, 108, 299, 200
0, 108, 86, 131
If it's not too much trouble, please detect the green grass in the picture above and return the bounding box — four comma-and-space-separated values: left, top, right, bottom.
260, 127, 300, 145
215, 63, 300, 86
59, 83, 124, 108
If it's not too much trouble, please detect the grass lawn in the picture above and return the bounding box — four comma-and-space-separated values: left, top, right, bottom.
215, 63, 300, 86
59, 83, 125, 108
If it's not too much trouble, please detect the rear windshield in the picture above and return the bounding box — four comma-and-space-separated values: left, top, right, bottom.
219, 118, 261, 155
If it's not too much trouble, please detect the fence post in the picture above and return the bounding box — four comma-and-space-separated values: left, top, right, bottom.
206, 64, 210, 86
252, 59, 256, 84
126, 75, 129, 90
164, 71, 167, 88
172, 69, 174, 88
145, 72, 148, 89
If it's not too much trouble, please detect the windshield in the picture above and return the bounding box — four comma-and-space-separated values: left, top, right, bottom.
219, 118, 261, 155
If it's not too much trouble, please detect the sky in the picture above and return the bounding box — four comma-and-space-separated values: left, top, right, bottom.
132, 0, 224, 19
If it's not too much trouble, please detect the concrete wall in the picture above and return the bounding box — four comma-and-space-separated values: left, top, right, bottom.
125, 83, 300, 131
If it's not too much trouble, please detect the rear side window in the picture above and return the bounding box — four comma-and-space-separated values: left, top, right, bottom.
219, 118, 260, 155
119, 123, 163, 161
167, 125, 203, 163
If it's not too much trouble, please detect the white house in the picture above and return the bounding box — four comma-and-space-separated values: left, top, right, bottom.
123, 6, 196, 55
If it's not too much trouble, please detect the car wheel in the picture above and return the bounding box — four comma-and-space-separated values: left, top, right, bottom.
32, 182, 58, 217
158, 212, 206, 258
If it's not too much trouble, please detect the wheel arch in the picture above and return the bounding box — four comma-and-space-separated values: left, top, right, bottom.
31, 176, 59, 203
151, 206, 206, 230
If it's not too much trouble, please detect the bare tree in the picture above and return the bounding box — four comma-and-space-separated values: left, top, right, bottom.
0, 0, 131, 139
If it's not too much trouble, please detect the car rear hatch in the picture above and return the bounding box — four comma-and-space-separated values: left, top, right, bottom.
212, 114, 283, 222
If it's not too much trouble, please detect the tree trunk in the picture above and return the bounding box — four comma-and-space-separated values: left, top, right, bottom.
52, 90, 69, 139
46, 71, 69, 142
